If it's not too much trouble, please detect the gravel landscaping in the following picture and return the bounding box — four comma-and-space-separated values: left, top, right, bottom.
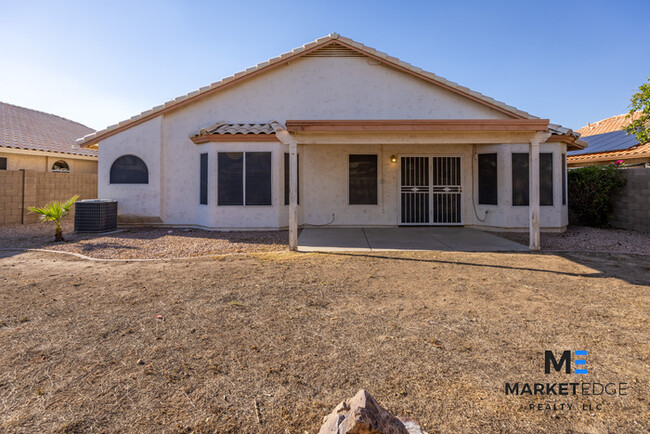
1, 222, 648, 259
0, 221, 288, 259
495, 225, 650, 255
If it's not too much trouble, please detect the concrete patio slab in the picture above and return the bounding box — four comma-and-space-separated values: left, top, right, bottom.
297, 227, 528, 252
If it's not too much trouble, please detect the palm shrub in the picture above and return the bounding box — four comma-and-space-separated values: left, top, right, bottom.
28, 195, 79, 242
568, 164, 626, 227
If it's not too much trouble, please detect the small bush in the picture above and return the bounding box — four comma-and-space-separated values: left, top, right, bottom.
568, 164, 626, 226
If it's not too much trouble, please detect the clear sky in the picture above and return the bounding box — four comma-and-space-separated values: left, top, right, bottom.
1, 0, 648, 131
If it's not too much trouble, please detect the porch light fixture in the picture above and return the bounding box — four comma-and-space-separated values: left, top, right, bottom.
390, 155, 397, 163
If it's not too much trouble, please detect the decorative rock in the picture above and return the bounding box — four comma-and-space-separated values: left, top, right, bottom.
318, 389, 408, 434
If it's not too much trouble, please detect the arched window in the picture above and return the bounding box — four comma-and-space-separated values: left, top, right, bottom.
110, 155, 148, 184
52, 160, 70, 173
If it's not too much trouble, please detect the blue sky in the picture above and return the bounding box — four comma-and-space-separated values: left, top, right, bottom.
0, 0, 648, 131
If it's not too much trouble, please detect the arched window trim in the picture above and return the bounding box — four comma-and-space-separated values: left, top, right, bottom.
52, 160, 70, 173
110, 154, 149, 184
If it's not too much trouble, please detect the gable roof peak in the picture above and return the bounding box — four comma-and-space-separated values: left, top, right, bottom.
78, 34, 537, 147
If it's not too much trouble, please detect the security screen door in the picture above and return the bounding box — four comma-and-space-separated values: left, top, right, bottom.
399, 156, 462, 225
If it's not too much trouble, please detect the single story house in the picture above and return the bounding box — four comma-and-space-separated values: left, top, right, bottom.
77, 34, 586, 250
0, 101, 97, 173
568, 113, 650, 167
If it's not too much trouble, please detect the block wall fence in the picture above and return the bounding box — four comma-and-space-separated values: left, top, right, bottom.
609, 167, 650, 233
0, 170, 97, 225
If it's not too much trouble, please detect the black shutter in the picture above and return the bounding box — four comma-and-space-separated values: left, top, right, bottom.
218, 152, 243, 205
245, 152, 272, 205
109, 155, 148, 184
284, 153, 299, 205
562, 154, 567, 205
199, 153, 208, 205
0, 157, 6, 170
478, 153, 498, 205
540, 153, 553, 206
349, 154, 378, 205
512, 153, 529, 206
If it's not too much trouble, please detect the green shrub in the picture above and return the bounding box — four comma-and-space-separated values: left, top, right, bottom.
568, 164, 626, 227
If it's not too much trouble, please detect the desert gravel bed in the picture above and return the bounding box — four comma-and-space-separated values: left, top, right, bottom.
0, 221, 288, 259
495, 225, 650, 255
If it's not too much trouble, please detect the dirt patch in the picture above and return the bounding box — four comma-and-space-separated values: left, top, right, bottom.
0, 250, 648, 432
496, 225, 650, 255
0, 221, 288, 259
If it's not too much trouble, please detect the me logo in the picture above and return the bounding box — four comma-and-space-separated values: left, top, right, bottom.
544, 350, 588, 374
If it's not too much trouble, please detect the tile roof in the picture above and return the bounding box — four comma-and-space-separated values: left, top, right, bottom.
569, 130, 639, 156
78, 33, 540, 147
1, 101, 96, 157
567, 142, 650, 163
194, 121, 277, 136
576, 112, 642, 137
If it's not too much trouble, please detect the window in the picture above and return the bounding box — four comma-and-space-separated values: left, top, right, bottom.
540, 153, 553, 206
349, 154, 378, 205
217, 152, 272, 206
0, 157, 6, 170
562, 154, 567, 205
478, 153, 498, 205
511, 152, 554, 206
284, 153, 299, 205
200, 153, 208, 205
245, 152, 272, 205
52, 160, 70, 173
110, 155, 148, 184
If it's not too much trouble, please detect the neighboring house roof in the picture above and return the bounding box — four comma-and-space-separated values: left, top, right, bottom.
576, 112, 642, 137
78, 33, 542, 148
0, 101, 96, 157
567, 142, 650, 164
569, 130, 639, 156
568, 112, 649, 164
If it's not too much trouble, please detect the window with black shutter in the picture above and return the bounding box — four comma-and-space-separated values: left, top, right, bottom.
0, 157, 6, 170
217, 152, 272, 206
512, 153, 529, 206
245, 152, 272, 205
540, 153, 553, 206
199, 153, 208, 205
478, 153, 498, 205
284, 153, 299, 205
562, 153, 567, 205
512, 152, 554, 206
349, 154, 378, 205
218, 152, 243, 205
110, 155, 148, 184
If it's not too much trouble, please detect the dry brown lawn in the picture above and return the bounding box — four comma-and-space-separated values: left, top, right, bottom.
0, 249, 648, 433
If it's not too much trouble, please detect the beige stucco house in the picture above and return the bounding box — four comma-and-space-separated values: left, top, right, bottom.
77, 34, 586, 250
0, 101, 97, 173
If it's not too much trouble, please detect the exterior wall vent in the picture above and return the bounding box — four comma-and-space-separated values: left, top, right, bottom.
305, 43, 366, 57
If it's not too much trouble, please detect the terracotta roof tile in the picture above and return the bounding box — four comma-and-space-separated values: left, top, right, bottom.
194, 121, 277, 137
576, 112, 643, 137
0, 101, 96, 157
567, 142, 650, 163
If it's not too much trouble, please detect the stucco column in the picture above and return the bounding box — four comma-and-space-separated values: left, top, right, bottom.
271, 121, 299, 251
528, 131, 552, 251
528, 140, 541, 251
289, 141, 298, 251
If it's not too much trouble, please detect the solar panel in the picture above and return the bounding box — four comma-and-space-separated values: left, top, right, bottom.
569, 130, 639, 156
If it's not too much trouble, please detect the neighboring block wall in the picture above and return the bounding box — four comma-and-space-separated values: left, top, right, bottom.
0, 170, 97, 225
609, 167, 650, 233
